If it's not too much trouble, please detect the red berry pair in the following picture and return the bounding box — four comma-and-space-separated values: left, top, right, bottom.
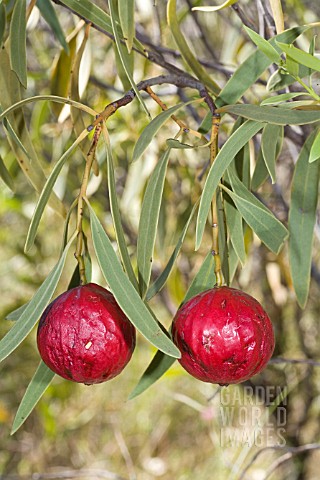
37, 284, 274, 385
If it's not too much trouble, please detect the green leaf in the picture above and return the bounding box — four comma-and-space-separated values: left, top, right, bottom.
0, 1, 6, 45
9, 0, 27, 88
0, 235, 75, 364
192, 0, 238, 11
36, 0, 69, 53
261, 124, 283, 182
137, 149, 171, 298
25, 128, 89, 252
86, 201, 180, 358
132, 100, 198, 162
217, 104, 320, 125
224, 193, 246, 266
289, 131, 320, 308
224, 171, 288, 254
146, 201, 199, 301
0, 154, 14, 191
118, 0, 135, 53
128, 350, 176, 400
196, 120, 264, 250
129, 252, 215, 400
11, 361, 55, 435
277, 41, 320, 73
167, 0, 221, 96
261, 92, 311, 105
103, 128, 139, 290
5, 302, 29, 321
243, 26, 281, 63
216, 26, 310, 107
309, 129, 320, 163
50, 35, 77, 117
109, 0, 150, 119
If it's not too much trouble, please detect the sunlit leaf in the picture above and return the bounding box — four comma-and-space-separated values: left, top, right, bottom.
192, 0, 238, 12
243, 26, 281, 63
223, 171, 288, 254
146, 201, 199, 301
277, 41, 320, 73
9, 0, 27, 88
0, 235, 75, 364
36, 0, 69, 53
50, 35, 77, 117
289, 131, 320, 308
309, 129, 320, 163
261, 124, 283, 182
119, 0, 135, 53
217, 104, 320, 125
11, 361, 55, 435
167, 0, 220, 96
196, 120, 264, 250
269, 0, 284, 34
137, 149, 171, 298
25, 129, 89, 252
129, 252, 215, 399
86, 201, 180, 358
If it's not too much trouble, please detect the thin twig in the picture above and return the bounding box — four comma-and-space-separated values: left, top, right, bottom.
270, 357, 320, 367
263, 443, 320, 480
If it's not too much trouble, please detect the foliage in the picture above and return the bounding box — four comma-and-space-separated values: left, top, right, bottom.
1, 0, 320, 478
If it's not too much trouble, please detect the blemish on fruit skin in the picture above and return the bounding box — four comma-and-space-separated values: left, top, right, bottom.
85, 341, 92, 350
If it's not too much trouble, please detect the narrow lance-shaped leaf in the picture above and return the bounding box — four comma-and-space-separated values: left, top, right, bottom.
193, 0, 238, 11
224, 170, 288, 254
224, 195, 246, 266
146, 201, 199, 301
167, 0, 220, 96
118, 0, 135, 53
289, 131, 320, 308
243, 26, 281, 63
215, 25, 310, 108
86, 201, 180, 358
11, 361, 55, 435
132, 99, 200, 162
0, 154, 14, 191
260, 92, 311, 105
137, 149, 171, 298
129, 252, 215, 400
216, 104, 320, 125
277, 41, 320, 73
103, 126, 139, 290
36, 0, 69, 53
261, 124, 283, 183
0, 1, 6, 46
269, 0, 284, 34
9, 0, 27, 88
109, 0, 150, 118
309, 129, 320, 163
25, 128, 89, 252
196, 120, 264, 250
0, 234, 75, 364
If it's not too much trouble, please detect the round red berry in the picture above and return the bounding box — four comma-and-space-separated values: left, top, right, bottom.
37, 283, 135, 384
172, 286, 275, 385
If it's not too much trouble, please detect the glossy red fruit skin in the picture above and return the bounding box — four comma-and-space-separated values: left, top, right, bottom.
172, 287, 275, 385
37, 283, 135, 385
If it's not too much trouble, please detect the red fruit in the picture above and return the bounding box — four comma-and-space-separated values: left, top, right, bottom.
37, 283, 135, 384
172, 287, 275, 385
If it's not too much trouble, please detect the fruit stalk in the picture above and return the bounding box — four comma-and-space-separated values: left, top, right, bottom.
209, 113, 223, 287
